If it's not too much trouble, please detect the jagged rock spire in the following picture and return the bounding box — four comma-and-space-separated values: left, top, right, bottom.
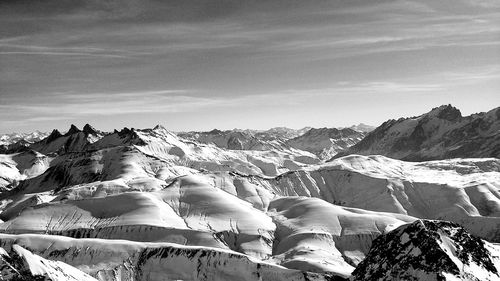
45, 129, 62, 143
82, 124, 98, 135
153, 124, 165, 130
66, 124, 81, 136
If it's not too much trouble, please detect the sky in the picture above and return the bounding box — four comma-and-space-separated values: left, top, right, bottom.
1, 0, 499, 133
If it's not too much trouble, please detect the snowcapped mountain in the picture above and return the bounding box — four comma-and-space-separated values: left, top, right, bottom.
0, 244, 97, 281
255, 127, 313, 140
0, 112, 499, 280
352, 220, 500, 281
0, 131, 48, 146
0, 131, 49, 154
335, 105, 500, 161
177, 126, 316, 151
178, 126, 363, 159
177, 129, 288, 151
286, 128, 366, 160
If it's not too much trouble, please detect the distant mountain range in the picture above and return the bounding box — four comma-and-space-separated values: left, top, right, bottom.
0, 105, 498, 281
179, 126, 368, 160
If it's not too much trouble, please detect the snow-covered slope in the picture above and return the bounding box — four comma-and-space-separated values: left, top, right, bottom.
0, 150, 52, 190
335, 105, 500, 161
1, 119, 499, 280
178, 126, 365, 160
0, 234, 334, 281
0, 243, 97, 281
352, 220, 500, 281
0, 172, 416, 278
177, 129, 288, 151
254, 154, 500, 241
268, 197, 414, 276
287, 128, 365, 160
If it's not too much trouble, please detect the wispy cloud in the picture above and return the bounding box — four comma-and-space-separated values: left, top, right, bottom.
0, 0, 499, 132
441, 65, 500, 84
0, 90, 210, 117
0, 43, 147, 58
0, 51, 130, 58
0, 80, 445, 121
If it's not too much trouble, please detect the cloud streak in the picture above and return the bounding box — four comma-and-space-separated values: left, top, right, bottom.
0, 80, 447, 122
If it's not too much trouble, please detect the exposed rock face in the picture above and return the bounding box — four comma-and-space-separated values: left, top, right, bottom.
65, 124, 82, 136
352, 220, 500, 281
335, 105, 500, 161
45, 129, 63, 144
30, 124, 104, 155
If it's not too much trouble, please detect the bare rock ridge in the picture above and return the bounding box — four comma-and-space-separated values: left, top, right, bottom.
334, 105, 500, 161
46, 129, 63, 143
352, 220, 500, 281
65, 124, 81, 136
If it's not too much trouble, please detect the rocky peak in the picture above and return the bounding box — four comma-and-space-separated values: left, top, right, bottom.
116, 127, 145, 144
45, 129, 63, 143
82, 124, 98, 135
153, 124, 166, 131
428, 104, 462, 122
118, 127, 134, 136
65, 124, 81, 136
352, 219, 500, 281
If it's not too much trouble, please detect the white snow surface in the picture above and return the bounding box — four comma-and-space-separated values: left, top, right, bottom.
0, 123, 498, 280
0, 243, 97, 280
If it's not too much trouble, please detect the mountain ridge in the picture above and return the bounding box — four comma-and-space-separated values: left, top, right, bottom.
334, 105, 500, 161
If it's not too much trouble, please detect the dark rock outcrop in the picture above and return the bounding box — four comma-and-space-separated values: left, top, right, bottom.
352, 220, 500, 281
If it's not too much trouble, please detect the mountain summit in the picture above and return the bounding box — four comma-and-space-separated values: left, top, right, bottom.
334, 105, 500, 161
